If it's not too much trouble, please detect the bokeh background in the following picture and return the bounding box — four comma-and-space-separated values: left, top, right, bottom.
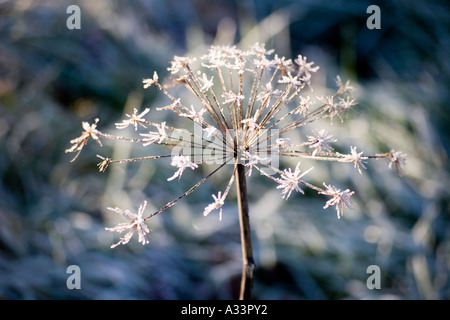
0, 0, 449, 299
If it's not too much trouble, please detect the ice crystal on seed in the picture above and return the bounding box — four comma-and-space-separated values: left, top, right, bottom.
276, 163, 313, 200
167, 155, 198, 181
340, 146, 368, 175
105, 201, 151, 248
179, 105, 207, 124
140, 122, 168, 145
65, 118, 102, 161
204, 192, 226, 221
143, 71, 159, 89
115, 108, 150, 131
320, 184, 355, 219
307, 129, 337, 157
387, 149, 407, 171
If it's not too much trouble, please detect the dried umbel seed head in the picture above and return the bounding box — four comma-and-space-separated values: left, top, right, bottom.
66, 42, 405, 247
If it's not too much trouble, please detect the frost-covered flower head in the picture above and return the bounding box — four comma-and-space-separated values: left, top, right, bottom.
66, 43, 405, 247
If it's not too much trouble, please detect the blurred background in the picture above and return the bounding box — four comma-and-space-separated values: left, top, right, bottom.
0, 0, 449, 299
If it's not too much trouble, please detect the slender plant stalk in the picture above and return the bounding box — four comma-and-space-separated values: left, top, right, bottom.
235, 163, 254, 300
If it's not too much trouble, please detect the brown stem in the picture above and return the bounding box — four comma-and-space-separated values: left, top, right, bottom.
235, 163, 254, 300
